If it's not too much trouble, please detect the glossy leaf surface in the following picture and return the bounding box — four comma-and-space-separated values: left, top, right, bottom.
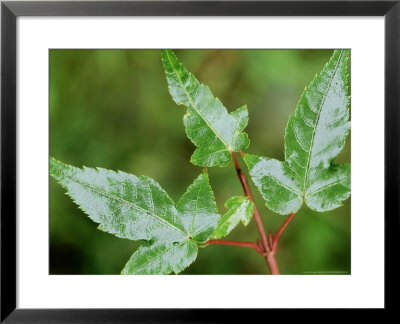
212, 197, 254, 239
244, 50, 351, 214
50, 157, 219, 274
176, 171, 220, 243
161, 49, 250, 167
121, 240, 198, 275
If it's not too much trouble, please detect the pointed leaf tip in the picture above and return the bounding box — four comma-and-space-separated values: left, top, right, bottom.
161, 49, 250, 167
50, 158, 220, 274
245, 50, 351, 214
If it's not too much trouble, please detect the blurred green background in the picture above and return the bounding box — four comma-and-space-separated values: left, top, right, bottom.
49, 49, 351, 275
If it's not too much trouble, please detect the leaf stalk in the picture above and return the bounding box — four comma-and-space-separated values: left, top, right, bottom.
203, 240, 264, 255
231, 152, 297, 275
231, 152, 270, 253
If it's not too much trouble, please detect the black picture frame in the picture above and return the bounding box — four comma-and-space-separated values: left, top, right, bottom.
1, 0, 398, 322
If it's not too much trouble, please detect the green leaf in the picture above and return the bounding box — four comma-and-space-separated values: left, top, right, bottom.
50, 157, 219, 274
212, 197, 254, 239
121, 240, 198, 275
176, 170, 220, 243
244, 49, 351, 214
161, 49, 250, 167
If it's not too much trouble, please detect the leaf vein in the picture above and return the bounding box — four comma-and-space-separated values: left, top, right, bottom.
306, 177, 348, 197
302, 51, 344, 196
265, 172, 302, 196
165, 50, 232, 151
131, 240, 188, 273
62, 173, 187, 237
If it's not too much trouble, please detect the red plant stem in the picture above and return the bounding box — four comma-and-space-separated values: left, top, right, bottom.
230, 152, 297, 275
266, 253, 280, 275
272, 212, 296, 251
231, 152, 270, 253
256, 239, 264, 252
262, 212, 296, 274
204, 240, 264, 256
268, 231, 273, 248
